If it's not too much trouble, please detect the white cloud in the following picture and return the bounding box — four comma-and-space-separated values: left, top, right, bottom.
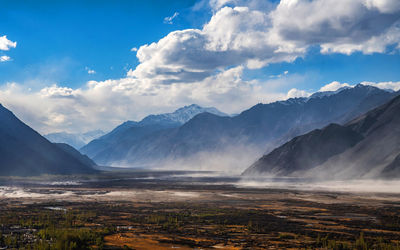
0, 35, 16, 51
131, 47, 138, 52
128, 6, 301, 85
319, 81, 351, 92
0, 55, 11, 62
209, 0, 232, 10
40, 85, 77, 98
364, 0, 400, 14
85, 67, 96, 74
286, 88, 311, 98
361, 81, 400, 91
164, 12, 179, 24
0, 35, 16, 62
269, 0, 400, 55
270, 70, 289, 78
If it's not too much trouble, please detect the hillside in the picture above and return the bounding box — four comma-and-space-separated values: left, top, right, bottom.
0, 104, 96, 176
243, 93, 400, 179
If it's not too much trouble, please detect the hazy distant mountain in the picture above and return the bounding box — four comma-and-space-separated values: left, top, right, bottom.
85, 84, 398, 170
0, 104, 96, 176
243, 93, 400, 179
45, 130, 105, 149
80, 104, 228, 162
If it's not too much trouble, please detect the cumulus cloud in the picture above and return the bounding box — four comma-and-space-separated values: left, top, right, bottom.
128, 6, 301, 85
364, 0, 400, 14
0, 55, 11, 62
209, 0, 234, 10
319, 81, 351, 92
0, 35, 16, 51
360, 81, 400, 91
0, 35, 16, 62
286, 88, 311, 98
40, 85, 78, 98
270, 0, 400, 55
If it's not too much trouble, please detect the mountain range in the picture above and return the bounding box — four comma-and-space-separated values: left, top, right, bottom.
0, 83, 398, 177
0, 104, 96, 176
80, 84, 398, 171
243, 93, 400, 179
80, 104, 227, 164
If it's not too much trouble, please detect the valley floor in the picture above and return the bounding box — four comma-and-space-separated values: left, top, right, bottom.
0, 171, 400, 249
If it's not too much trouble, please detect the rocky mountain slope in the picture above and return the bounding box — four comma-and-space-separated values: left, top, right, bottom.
243, 93, 400, 179
0, 104, 96, 176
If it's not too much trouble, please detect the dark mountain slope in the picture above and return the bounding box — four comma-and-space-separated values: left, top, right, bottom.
54, 143, 97, 168
243, 94, 400, 179
382, 154, 400, 177
0, 104, 96, 176
80, 121, 139, 158
83, 122, 175, 164
242, 124, 364, 176
313, 94, 400, 179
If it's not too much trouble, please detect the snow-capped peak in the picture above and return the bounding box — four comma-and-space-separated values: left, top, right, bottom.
139, 104, 227, 126
309, 86, 352, 99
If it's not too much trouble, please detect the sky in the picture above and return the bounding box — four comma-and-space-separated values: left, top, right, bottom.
0, 0, 400, 134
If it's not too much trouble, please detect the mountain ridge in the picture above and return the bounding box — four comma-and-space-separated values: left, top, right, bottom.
0, 104, 96, 176
80, 104, 227, 162
243, 93, 400, 179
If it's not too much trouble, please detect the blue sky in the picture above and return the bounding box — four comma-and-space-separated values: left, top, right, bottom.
0, 0, 203, 88
0, 0, 400, 133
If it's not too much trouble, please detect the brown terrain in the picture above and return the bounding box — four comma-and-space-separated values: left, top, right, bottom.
0, 172, 399, 249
